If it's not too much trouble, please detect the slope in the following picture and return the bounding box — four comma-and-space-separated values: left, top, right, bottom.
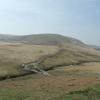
0, 34, 100, 78
0, 34, 86, 47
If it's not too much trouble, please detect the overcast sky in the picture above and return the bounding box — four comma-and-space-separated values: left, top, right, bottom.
0, 0, 100, 45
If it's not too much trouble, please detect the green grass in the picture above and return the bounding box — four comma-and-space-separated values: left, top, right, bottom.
0, 81, 100, 100
60, 85, 100, 100
0, 89, 33, 100
0, 64, 100, 100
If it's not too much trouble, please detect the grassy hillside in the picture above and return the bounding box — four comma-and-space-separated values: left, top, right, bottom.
39, 46, 100, 70
0, 42, 58, 77
0, 34, 86, 47
0, 34, 18, 41
0, 34, 100, 99
0, 34, 100, 78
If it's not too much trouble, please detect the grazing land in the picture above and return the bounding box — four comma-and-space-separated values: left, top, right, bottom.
0, 34, 100, 100
0, 62, 100, 100
0, 42, 58, 77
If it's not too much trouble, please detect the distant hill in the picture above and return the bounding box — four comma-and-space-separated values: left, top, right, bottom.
0, 34, 86, 47
0, 34, 15, 41
90, 45, 100, 51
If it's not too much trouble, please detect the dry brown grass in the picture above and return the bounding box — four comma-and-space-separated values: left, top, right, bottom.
0, 37, 100, 99
0, 42, 58, 64
61, 62, 100, 74
0, 41, 100, 77
0, 62, 100, 100
0, 42, 58, 76
40, 46, 100, 70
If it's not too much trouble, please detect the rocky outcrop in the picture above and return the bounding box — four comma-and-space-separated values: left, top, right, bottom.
21, 62, 49, 76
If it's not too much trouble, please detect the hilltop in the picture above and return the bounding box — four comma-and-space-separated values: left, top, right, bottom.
0, 34, 86, 47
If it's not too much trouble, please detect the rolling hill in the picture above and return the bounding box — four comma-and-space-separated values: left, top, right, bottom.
0, 34, 86, 47
0, 33, 100, 100
90, 45, 100, 51
0, 33, 100, 78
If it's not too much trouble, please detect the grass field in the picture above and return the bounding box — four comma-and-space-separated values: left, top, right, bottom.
0, 41, 100, 77
0, 42, 58, 77
0, 41, 100, 100
0, 62, 100, 100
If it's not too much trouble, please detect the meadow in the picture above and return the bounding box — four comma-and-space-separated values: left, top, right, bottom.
0, 62, 100, 100
0, 41, 100, 100
0, 42, 58, 78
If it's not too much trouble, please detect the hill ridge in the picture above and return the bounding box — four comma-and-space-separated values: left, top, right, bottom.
0, 33, 86, 47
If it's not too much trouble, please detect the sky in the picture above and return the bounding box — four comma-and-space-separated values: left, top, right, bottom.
0, 0, 100, 45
